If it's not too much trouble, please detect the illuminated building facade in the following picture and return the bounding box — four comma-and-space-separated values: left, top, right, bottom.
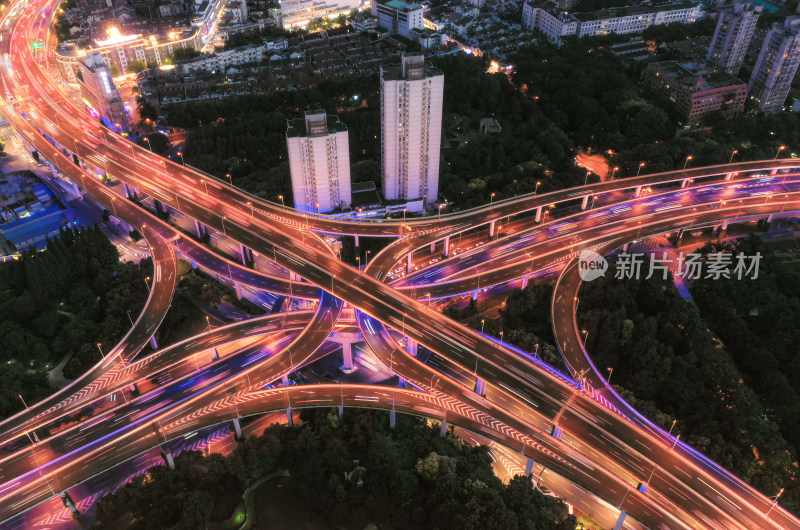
380, 53, 443, 209
277, 0, 362, 29
56, 27, 203, 84
77, 52, 128, 130
286, 110, 352, 213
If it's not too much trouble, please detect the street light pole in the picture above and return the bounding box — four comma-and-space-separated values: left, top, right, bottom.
481, 319, 485, 333
775, 145, 786, 159
637, 162, 645, 177
226, 173, 233, 188
729, 150, 738, 164
683, 155, 693, 170
490, 192, 495, 205
278, 194, 284, 207
200, 179, 208, 195
177, 151, 185, 165
144, 276, 151, 292
606, 367, 613, 384
611, 166, 619, 179
97, 343, 105, 358
221, 216, 227, 235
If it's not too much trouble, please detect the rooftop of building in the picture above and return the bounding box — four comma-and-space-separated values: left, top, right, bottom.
380, 54, 443, 80
286, 113, 348, 137
648, 60, 746, 91
563, 1, 700, 22
384, 0, 424, 11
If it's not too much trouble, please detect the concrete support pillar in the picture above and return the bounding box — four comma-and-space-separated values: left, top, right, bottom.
767, 213, 775, 223
721, 219, 729, 231
354, 234, 360, 247
123, 182, 131, 198
525, 458, 535, 475
389, 409, 396, 428
149, 335, 158, 350
443, 235, 450, 257
472, 290, 478, 301
240, 244, 248, 266
161, 444, 176, 470
190, 259, 197, 269
489, 220, 496, 238
581, 195, 589, 210
60, 491, 80, 517
195, 220, 204, 239
338, 405, 343, 417
407, 252, 413, 273
681, 179, 689, 189
212, 347, 220, 360
232, 417, 243, 440
613, 511, 628, 530
475, 378, 486, 396
622, 243, 629, 252
521, 276, 529, 289
552, 425, 563, 439
440, 421, 448, 437
286, 408, 294, 427
430, 241, 435, 253
535, 206, 542, 222
634, 186, 642, 197
770, 168, 779, 176
725, 172, 734, 181
341, 341, 354, 373
677, 228, 684, 239
406, 338, 418, 356
235, 281, 243, 300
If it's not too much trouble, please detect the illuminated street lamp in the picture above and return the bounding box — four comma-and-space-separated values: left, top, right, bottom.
775, 145, 787, 159
637, 162, 645, 177
729, 150, 738, 164
606, 367, 613, 384
200, 179, 208, 195
177, 151, 185, 165
481, 319, 485, 333
278, 194, 284, 207
144, 276, 151, 292
438, 204, 444, 217
221, 216, 227, 235
611, 166, 619, 179
683, 155, 693, 170
581, 329, 588, 343
226, 173, 233, 188
142, 137, 152, 151
490, 192, 496, 205
18, 394, 29, 409
499, 330, 504, 341
365, 250, 371, 268
97, 343, 105, 358
535, 181, 541, 194
247, 201, 253, 217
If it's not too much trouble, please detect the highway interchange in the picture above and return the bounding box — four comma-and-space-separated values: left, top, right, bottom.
1, 0, 800, 527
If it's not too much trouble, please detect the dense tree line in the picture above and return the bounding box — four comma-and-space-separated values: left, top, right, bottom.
92, 409, 575, 529
0, 227, 150, 417
577, 252, 798, 509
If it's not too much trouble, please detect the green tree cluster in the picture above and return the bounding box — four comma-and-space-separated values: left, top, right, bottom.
0, 226, 151, 417
92, 409, 575, 529
577, 252, 798, 507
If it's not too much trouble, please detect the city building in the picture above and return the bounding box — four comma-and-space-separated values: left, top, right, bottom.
522, 1, 703, 44
380, 53, 444, 209
276, 0, 362, 29
349, 13, 379, 32
286, 110, 352, 213
56, 27, 203, 83
706, 1, 761, 76
644, 61, 747, 126
77, 52, 129, 130
749, 17, 800, 112
374, 0, 425, 39
174, 43, 266, 74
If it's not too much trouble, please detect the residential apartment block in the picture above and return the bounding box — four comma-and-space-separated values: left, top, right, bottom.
748, 16, 800, 111
707, 1, 761, 76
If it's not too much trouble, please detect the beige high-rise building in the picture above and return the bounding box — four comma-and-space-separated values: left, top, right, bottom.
707, 1, 761, 76
380, 53, 443, 210
77, 52, 128, 131
749, 16, 800, 112
286, 110, 351, 213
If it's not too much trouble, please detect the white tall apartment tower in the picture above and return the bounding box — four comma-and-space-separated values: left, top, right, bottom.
380, 53, 444, 209
77, 52, 128, 131
749, 16, 800, 112
707, 1, 761, 76
286, 110, 351, 213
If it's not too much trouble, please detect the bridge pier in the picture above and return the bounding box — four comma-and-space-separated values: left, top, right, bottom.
770, 168, 779, 176
232, 417, 243, 441
281, 374, 289, 385
149, 335, 158, 350
60, 491, 80, 517
613, 511, 628, 530
721, 219, 729, 231
406, 337, 418, 356
581, 196, 589, 210
235, 281, 243, 300
525, 457, 535, 475
552, 425, 563, 439
475, 377, 486, 396
195, 220, 205, 239
443, 235, 450, 257
407, 253, 413, 272
286, 408, 294, 427
354, 234, 360, 248
389, 409, 396, 428
622, 243, 629, 252
440, 421, 448, 437
338, 405, 343, 417
767, 213, 775, 223
161, 444, 176, 470
681, 179, 689, 188
725, 172, 734, 181
521, 275, 529, 289
341, 341, 355, 373
535, 206, 542, 222
472, 290, 478, 301
212, 347, 220, 360
240, 244, 254, 266
634, 186, 642, 198
489, 220, 496, 238
190, 259, 197, 270
430, 241, 435, 253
